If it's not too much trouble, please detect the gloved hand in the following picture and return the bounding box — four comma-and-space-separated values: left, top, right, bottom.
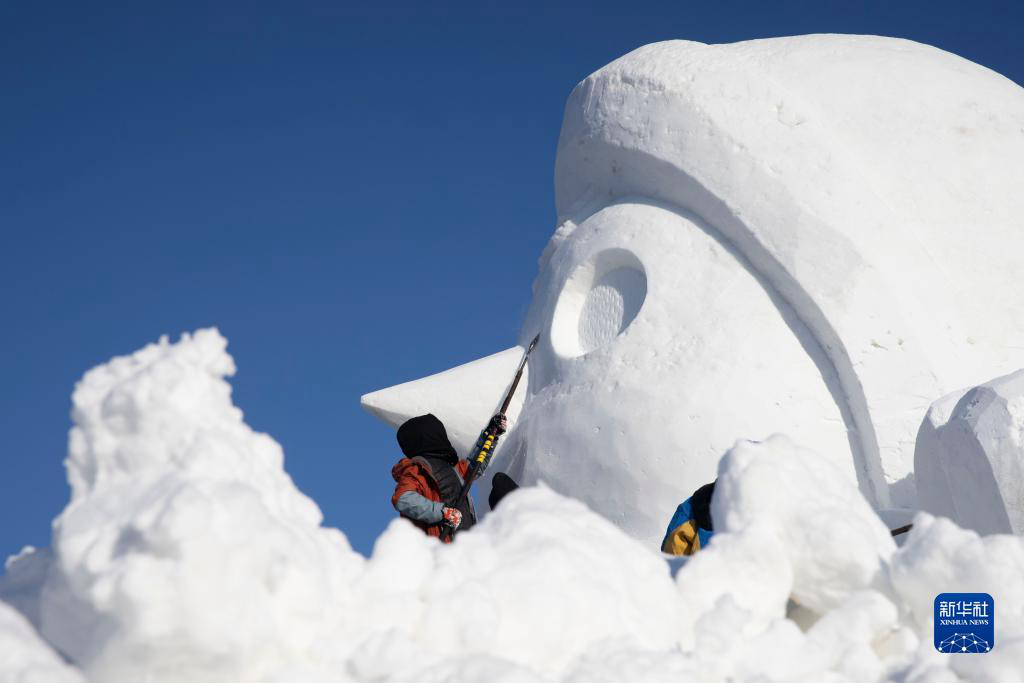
441, 506, 463, 530
489, 413, 508, 435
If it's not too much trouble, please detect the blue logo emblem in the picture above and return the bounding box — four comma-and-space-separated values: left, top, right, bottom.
934, 593, 994, 653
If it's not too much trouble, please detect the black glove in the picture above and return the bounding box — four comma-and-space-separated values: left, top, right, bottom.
489, 413, 508, 435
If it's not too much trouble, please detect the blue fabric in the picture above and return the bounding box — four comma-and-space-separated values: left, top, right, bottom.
661, 496, 715, 550
396, 491, 444, 523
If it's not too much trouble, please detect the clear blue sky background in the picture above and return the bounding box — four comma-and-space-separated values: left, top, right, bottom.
2, 0, 1022, 557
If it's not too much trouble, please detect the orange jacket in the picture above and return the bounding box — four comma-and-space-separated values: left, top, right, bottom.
391, 457, 472, 542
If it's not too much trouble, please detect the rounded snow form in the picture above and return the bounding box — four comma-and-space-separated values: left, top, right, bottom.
0, 601, 84, 683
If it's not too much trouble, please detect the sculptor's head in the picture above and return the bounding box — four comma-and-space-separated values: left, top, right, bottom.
365, 36, 1024, 543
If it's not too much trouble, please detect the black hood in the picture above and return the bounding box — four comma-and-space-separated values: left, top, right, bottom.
488, 472, 519, 510
691, 480, 716, 531
396, 414, 458, 463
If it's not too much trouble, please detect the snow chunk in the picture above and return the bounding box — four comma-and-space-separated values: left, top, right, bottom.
0, 601, 84, 683
915, 369, 1024, 535
672, 435, 902, 680
888, 514, 1024, 679
348, 486, 682, 680
713, 435, 895, 613
41, 329, 365, 681
0, 547, 51, 633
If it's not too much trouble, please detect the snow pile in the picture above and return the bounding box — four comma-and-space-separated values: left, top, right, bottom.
712, 436, 896, 614
0, 601, 84, 683
916, 369, 1024, 535
3, 330, 1024, 680
0, 330, 684, 682
34, 329, 366, 681
681, 437, 1024, 682
348, 487, 681, 682
888, 518, 1024, 679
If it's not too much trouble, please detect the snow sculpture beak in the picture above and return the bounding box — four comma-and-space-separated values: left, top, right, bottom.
360, 346, 528, 458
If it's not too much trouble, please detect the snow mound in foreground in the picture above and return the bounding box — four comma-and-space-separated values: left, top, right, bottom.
0, 601, 84, 683
1, 329, 1022, 681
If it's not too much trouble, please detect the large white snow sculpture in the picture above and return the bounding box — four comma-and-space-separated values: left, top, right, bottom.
362, 35, 1024, 542
915, 369, 1024, 535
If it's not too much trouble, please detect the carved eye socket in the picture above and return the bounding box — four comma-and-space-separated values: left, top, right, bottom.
550, 248, 647, 358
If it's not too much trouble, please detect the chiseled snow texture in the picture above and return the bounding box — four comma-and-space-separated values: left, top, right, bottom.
3, 329, 1024, 681
362, 34, 1024, 541
915, 369, 1024, 536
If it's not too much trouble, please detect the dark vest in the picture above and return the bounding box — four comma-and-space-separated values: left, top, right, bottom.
412, 455, 476, 531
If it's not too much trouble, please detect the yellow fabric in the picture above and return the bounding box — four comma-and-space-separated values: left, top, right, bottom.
661, 520, 702, 556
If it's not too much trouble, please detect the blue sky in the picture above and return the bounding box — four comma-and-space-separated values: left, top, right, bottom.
1, 0, 1021, 557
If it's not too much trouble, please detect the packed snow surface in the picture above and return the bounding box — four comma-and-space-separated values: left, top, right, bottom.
3, 329, 1024, 681
0, 601, 84, 683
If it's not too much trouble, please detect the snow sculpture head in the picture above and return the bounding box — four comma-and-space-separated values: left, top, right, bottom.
364, 35, 1024, 543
